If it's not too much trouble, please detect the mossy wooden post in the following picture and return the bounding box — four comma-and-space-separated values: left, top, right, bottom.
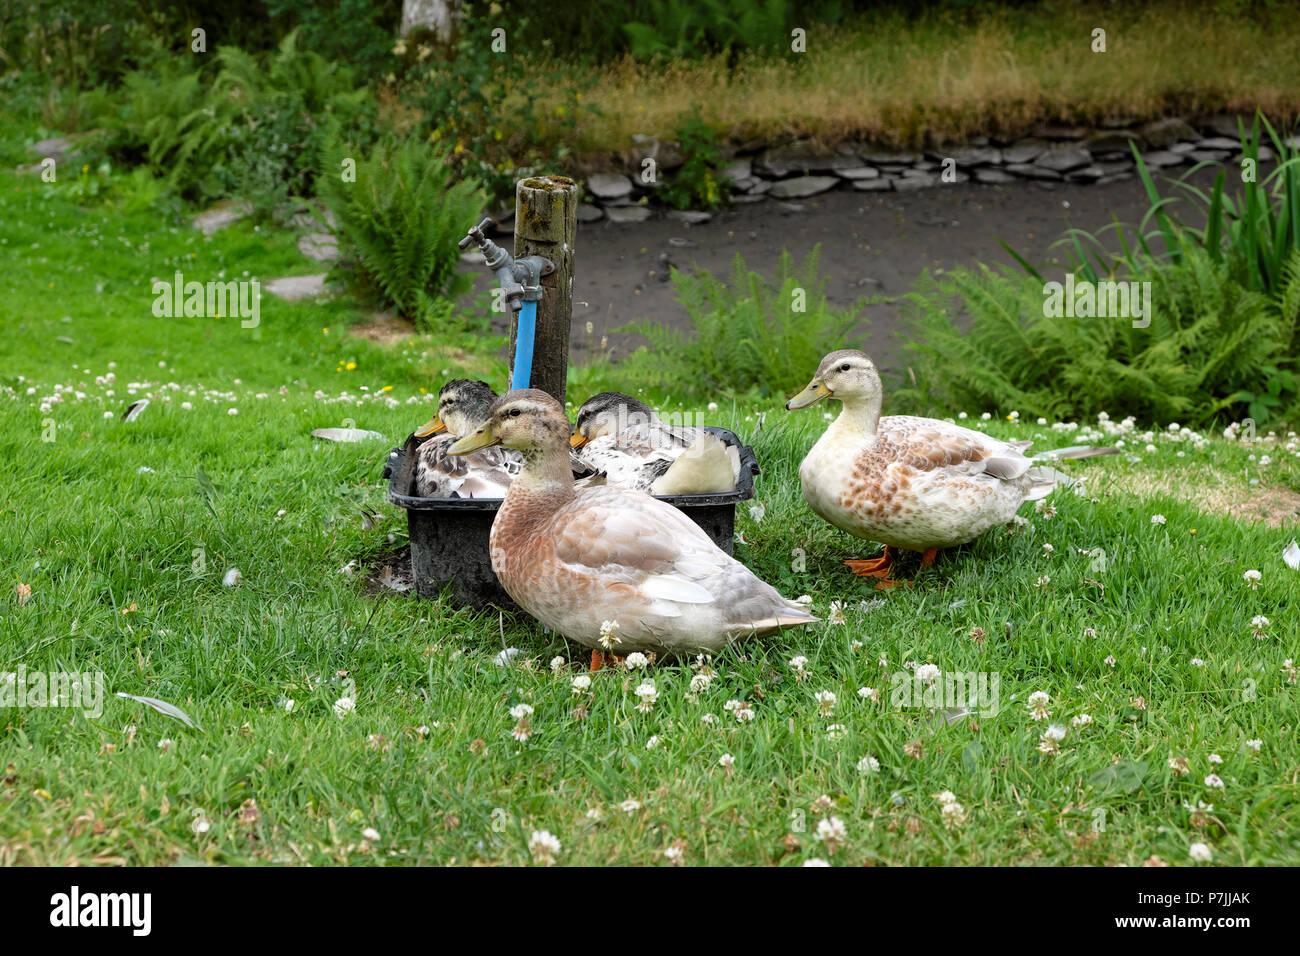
512, 175, 577, 404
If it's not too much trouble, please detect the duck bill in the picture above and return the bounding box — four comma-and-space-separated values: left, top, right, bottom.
414, 415, 447, 438
447, 426, 500, 455
785, 380, 832, 410
569, 431, 590, 449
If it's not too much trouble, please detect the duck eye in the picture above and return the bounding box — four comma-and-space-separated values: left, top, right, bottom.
839, 363, 850, 372
509, 408, 522, 417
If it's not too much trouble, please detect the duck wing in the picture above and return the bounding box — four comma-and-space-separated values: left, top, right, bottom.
414, 436, 520, 499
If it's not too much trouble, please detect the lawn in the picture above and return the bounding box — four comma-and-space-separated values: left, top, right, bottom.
2, 135, 1299, 867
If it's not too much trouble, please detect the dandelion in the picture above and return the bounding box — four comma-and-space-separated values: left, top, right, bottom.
1026, 691, 1051, 721
634, 680, 658, 713
1204, 773, 1225, 790
598, 619, 621, 650
624, 652, 649, 670
814, 690, 836, 717
857, 755, 880, 774
814, 816, 847, 853
1169, 756, 1190, 775
916, 664, 943, 686
1244, 739, 1262, 754
1189, 842, 1213, 863
528, 830, 561, 866
1071, 714, 1092, 728
571, 675, 591, 695
333, 696, 355, 719
1243, 569, 1262, 589
788, 655, 809, 680
1150, 514, 1166, 526
718, 753, 735, 768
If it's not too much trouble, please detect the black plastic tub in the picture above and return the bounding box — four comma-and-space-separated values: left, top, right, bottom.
384, 427, 760, 609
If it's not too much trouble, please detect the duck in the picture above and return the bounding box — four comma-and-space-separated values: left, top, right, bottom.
448, 389, 817, 667
785, 349, 1116, 586
411, 380, 520, 498
569, 392, 740, 496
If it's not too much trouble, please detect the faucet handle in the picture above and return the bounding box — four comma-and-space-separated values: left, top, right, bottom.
457, 217, 496, 250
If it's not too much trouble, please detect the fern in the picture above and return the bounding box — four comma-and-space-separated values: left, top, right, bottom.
319, 138, 485, 325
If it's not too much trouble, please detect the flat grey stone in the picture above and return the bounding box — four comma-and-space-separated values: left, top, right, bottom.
852, 178, 893, 191
1169, 142, 1197, 153
720, 158, 752, 182
604, 205, 650, 223
1003, 139, 1048, 163
893, 174, 936, 191
1198, 114, 1248, 139
948, 146, 1002, 166
1035, 147, 1091, 172
1097, 172, 1134, 185
745, 179, 772, 195
666, 209, 712, 225
1197, 137, 1240, 150
577, 203, 604, 222
1006, 163, 1063, 180
1082, 130, 1143, 153
731, 177, 758, 191
974, 168, 1017, 184
767, 175, 840, 199
755, 144, 855, 177
1141, 117, 1199, 148
586, 173, 634, 200
836, 166, 880, 180
909, 161, 939, 172
1066, 166, 1106, 182
1140, 150, 1186, 167
1188, 150, 1229, 163
193, 200, 252, 235
265, 274, 329, 301
298, 233, 339, 262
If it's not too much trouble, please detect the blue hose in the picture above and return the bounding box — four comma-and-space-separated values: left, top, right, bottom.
511, 300, 537, 391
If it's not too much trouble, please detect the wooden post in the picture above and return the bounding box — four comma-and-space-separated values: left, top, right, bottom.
512, 175, 577, 405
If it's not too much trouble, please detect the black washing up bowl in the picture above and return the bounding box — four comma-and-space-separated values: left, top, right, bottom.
383, 426, 760, 610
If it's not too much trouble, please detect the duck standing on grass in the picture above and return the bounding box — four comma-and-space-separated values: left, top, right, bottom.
569, 392, 741, 495
786, 349, 1116, 587
411, 380, 520, 498
449, 389, 817, 668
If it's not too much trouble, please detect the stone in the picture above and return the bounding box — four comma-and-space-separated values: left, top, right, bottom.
836, 166, 881, 180
1066, 166, 1106, 182
630, 135, 684, 170
948, 146, 1002, 166
720, 158, 752, 183
604, 205, 650, 223
1188, 150, 1229, 164
265, 274, 329, 301
974, 168, 1017, 184
745, 179, 772, 195
767, 175, 840, 199
859, 148, 921, 164
298, 233, 339, 262
1034, 147, 1091, 172
1006, 163, 1063, 180
1196, 137, 1240, 150
731, 177, 758, 191
1198, 114, 1249, 139
193, 200, 252, 235
586, 173, 634, 200
1097, 172, 1134, 185
666, 209, 712, 225
577, 203, 604, 222
1169, 142, 1197, 153
1141, 117, 1199, 148
755, 144, 856, 177
1002, 139, 1048, 163
1139, 150, 1185, 167
893, 174, 936, 191
1082, 130, 1143, 153
852, 178, 894, 191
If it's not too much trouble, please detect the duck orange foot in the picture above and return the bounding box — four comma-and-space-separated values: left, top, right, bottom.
845, 546, 896, 578
589, 650, 626, 672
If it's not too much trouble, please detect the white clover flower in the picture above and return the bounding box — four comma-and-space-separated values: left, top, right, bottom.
788, 655, 809, 679
663, 843, 685, 864
550, 656, 566, 674
1027, 691, 1051, 720
624, 652, 649, 670
1207, 753, 1223, 765
1243, 569, 1261, 589
598, 619, 621, 649
634, 680, 658, 712
1244, 739, 1262, 753
915, 663, 941, 684
1150, 514, 1166, 526
333, 696, 355, 719
619, 799, 642, 813
825, 724, 847, 740
941, 800, 967, 829
1044, 723, 1067, 742
361, 827, 381, 842
814, 690, 836, 716
645, 735, 660, 750
1104, 654, 1116, 667
509, 703, 534, 720
1189, 842, 1213, 863
689, 673, 713, 694
1204, 773, 1225, 789
1036, 575, 1051, 588
528, 830, 561, 866
1042, 543, 1054, 554
857, 755, 880, 774
701, 713, 716, 724
814, 816, 847, 851
858, 686, 879, 702
1071, 714, 1092, 728
718, 753, 735, 768
827, 601, 847, 625
571, 674, 592, 695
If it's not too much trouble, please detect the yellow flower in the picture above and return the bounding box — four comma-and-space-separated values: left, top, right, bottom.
322, 327, 329, 334
81, 164, 89, 173
381, 385, 393, 392
346, 361, 357, 370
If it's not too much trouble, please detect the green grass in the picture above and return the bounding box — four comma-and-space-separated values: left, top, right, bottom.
3, 127, 1300, 867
